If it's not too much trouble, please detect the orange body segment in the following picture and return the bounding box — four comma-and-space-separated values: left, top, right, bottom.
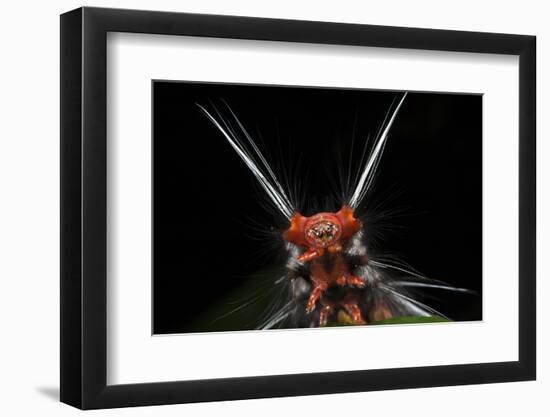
283, 205, 366, 324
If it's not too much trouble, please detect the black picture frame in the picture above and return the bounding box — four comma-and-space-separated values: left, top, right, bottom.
60, 6, 536, 410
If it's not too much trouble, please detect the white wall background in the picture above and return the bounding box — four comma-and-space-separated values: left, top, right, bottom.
0, 0, 546, 415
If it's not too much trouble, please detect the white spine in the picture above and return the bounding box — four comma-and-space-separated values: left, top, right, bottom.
348, 92, 407, 209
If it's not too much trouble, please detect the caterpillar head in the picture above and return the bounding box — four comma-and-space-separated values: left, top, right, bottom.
283, 206, 361, 251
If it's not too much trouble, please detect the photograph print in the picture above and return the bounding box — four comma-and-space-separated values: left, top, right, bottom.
153, 81, 482, 334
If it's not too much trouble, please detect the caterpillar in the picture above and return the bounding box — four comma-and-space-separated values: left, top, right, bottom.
196, 92, 474, 329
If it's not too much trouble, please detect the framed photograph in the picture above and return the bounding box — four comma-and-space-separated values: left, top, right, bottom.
60, 7, 536, 409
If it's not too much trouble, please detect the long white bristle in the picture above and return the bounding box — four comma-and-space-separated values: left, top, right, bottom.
197, 104, 294, 219
348, 92, 407, 209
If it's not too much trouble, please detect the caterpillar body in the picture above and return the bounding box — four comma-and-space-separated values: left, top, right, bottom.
197, 93, 472, 329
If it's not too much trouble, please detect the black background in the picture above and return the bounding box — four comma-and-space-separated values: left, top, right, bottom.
153, 81, 482, 334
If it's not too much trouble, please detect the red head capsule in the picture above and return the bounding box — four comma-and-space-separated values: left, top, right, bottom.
283, 206, 361, 251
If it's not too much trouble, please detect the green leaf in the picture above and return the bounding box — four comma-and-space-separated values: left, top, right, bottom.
370, 316, 451, 325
